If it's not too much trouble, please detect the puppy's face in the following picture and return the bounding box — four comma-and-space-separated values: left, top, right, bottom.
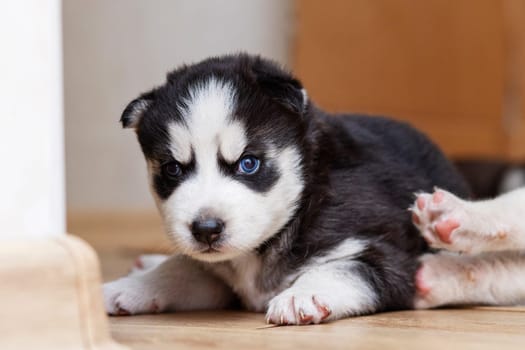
122, 55, 308, 262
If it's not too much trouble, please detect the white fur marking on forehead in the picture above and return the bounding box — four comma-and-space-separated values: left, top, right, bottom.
169, 78, 244, 164
219, 122, 247, 163
168, 123, 192, 163
182, 78, 236, 138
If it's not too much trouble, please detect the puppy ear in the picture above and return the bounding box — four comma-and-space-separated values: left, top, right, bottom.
120, 97, 152, 129
251, 60, 308, 115
121, 89, 157, 129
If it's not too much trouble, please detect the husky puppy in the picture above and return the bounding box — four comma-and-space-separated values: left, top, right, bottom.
103, 54, 469, 324
411, 187, 525, 308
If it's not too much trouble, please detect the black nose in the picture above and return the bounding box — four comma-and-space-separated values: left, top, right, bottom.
191, 218, 224, 245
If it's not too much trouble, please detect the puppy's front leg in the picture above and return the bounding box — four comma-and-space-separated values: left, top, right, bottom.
103, 255, 234, 315
266, 261, 377, 325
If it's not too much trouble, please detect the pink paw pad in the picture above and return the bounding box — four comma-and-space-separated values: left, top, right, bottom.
115, 303, 131, 316
412, 212, 421, 225
312, 296, 331, 321
298, 309, 313, 324
151, 300, 160, 313
432, 191, 444, 204
415, 266, 431, 296
434, 219, 460, 244
133, 257, 144, 269
416, 197, 426, 210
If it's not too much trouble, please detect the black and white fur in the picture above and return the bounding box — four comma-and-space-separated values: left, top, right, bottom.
103, 54, 469, 324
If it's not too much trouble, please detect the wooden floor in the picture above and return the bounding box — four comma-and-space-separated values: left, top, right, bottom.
70, 212, 525, 350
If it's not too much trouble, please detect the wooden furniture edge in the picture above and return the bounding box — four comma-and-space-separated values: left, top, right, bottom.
0, 234, 128, 349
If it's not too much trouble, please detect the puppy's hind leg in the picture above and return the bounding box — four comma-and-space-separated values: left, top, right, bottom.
415, 251, 525, 309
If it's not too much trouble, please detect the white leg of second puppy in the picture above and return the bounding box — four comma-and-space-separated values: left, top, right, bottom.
412, 187, 525, 254
414, 251, 525, 309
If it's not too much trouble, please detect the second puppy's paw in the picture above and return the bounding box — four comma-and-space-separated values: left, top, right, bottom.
411, 188, 507, 254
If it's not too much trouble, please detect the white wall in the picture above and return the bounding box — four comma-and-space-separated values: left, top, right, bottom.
63, 0, 294, 212
0, 0, 64, 238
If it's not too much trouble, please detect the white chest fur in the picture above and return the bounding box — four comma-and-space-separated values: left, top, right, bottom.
210, 253, 282, 312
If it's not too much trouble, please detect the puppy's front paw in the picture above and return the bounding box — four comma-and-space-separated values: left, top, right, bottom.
266, 291, 332, 325
103, 277, 168, 315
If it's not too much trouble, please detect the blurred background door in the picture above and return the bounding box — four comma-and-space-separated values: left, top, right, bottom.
294, 0, 525, 161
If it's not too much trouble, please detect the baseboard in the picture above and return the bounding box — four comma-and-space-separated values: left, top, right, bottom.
0, 235, 127, 349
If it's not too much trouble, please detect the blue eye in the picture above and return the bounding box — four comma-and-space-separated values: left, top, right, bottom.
238, 155, 260, 175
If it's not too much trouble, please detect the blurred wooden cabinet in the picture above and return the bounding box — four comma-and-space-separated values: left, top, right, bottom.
294, 0, 525, 160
